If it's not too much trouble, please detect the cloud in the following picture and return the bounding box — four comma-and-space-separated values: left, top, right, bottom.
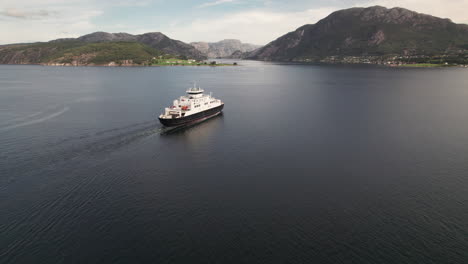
113, 0, 154, 7
0, 0, 164, 43
0, 8, 57, 19
199, 0, 236, 8
166, 7, 335, 44
0, 5, 102, 44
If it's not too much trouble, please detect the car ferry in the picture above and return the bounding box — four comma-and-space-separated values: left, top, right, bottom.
158, 84, 224, 127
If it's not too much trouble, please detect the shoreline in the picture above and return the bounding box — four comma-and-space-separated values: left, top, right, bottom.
0, 63, 239, 67
1, 61, 466, 68
249, 60, 468, 68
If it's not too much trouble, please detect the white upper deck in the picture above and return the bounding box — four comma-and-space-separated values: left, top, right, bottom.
186, 86, 204, 94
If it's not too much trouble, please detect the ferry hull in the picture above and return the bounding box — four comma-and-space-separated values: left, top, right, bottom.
159, 104, 224, 127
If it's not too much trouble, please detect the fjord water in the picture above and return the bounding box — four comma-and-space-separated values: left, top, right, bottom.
1, 62, 467, 264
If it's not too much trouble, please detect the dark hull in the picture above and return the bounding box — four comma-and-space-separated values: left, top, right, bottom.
159, 104, 224, 127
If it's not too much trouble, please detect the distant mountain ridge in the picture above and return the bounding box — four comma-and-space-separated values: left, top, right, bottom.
76, 32, 206, 60
0, 31, 206, 65
1, 7, 467, 66
191, 39, 262, 58
248, 6, 468, 61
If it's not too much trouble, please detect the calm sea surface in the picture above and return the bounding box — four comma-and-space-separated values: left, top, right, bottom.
1, 61, 467, 264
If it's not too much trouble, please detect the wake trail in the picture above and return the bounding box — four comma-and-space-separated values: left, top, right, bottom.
0, 111, 45, 126
0, 107, 70, 132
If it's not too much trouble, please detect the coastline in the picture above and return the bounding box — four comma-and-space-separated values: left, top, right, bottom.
1, 60, 466, 68
42, 63, 238, 67
0, 62, 239, 67
41, 59, 239, 67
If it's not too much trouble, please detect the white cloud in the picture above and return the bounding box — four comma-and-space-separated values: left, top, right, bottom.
166, 7, 335, 45
199, 0, 236, 8
113, 0, 155, 7
0, 0, 102, 44
0, 0, 165, 43
0, 8, 57, 19
0, 7, 102, 43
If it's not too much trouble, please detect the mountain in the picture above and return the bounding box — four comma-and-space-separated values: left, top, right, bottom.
191, 39, 262, 58
225, 50, 245, 59
0, 31, 206, 65
248, 6, 468, 61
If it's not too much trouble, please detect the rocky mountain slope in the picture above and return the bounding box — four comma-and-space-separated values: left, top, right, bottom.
191, 39, 261, 58
0, 32, 206, 65
248, 6, 468, 61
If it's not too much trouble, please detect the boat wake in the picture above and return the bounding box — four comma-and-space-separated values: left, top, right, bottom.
0, 110, 45, 125
1, 113, 224, 191
0, 106, 70, 132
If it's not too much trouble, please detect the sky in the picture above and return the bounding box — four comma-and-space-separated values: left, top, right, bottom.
1, 0, 467, 45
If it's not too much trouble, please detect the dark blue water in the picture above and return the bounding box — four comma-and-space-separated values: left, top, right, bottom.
1, 62, 467, 264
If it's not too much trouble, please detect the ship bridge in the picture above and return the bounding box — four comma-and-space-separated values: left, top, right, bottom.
186, 85, 204, 98
186, 87, 204, 94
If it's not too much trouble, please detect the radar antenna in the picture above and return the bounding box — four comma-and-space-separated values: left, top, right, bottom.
190, 81, 200, 90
